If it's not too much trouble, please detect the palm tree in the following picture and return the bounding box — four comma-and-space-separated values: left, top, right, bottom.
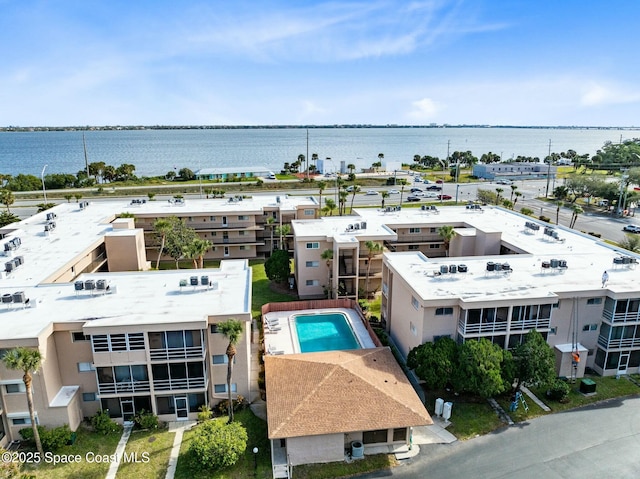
317, 181, 327, 214
510, 184, 518, 201
153, 218, 172, 269
364, 241, 383, 297
349, 185, 361, 213
321, 249, 334, 297
381, 191, 390, 209
513, 191, 523, 207
347, 163, 356, 174
556, 200, 564, 225
218, 319, 244, 423
569, 204, 583, 229
298, 154, 306, 179
275, 224, 291, 251
495, 188, 504, 205
0, 189, 14, 213
311, 153, 318, 172
398, 178, 408, 204
437, 225, 457, 257
338, 190, 349, 216
3, 347, 44, 455
324, 198, 337, 216
183, 237, 212, 268
266, 216, 276, 252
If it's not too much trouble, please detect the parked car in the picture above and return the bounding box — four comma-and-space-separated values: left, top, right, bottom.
437, 194, 452, 200
366, 190, 379, 195
435, 179, 444, 184
346, 185, 355, 192
388, 189, 399, 194
410, 187, 423, 193
424, 192, 438, 198
426, 185, 442, 191
623, 224, 640, 233
422, 179, 432, 184
496, 179, 513, 185
414, 177, 422, 182
406, 195, 421, 202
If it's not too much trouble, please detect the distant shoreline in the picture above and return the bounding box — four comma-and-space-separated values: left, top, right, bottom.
1, 124, 639, 133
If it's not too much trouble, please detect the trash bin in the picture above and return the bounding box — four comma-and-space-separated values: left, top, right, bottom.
435, 398, 444, 417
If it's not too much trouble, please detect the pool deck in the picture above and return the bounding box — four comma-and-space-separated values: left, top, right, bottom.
263, 308, 376, 356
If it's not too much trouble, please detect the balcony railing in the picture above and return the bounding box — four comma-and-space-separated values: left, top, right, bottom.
598, 335, 640, 349
149, 346, 205, 361
458, 317, 508, 334
510, 319, 551, 331
98, 380, 150, 395
153, 377, 206, 391
602, 309, 640, 323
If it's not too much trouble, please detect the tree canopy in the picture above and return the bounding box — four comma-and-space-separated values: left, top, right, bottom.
189, 418, 248, 470
264, 249, 291, 283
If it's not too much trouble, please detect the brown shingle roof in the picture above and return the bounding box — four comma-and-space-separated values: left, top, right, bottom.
265, 347, 432, 439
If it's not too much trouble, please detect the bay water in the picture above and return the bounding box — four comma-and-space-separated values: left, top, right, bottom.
0, 127, 637, 178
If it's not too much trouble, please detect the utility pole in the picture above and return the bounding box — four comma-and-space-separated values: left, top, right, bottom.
306, 128, 309, 180
545, 139, 552, 197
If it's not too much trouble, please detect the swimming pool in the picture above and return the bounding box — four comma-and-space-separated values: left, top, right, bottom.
293, 312, 361, 353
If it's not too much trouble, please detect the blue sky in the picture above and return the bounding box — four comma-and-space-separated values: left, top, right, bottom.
1, 0, 638, 127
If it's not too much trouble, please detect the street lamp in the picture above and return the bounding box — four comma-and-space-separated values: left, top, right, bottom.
41, 164, 48, 203
253, 447, 258, 475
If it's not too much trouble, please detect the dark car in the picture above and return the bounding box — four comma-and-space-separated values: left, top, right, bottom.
426, 185, 442, 191
410, 187, 423, 193
406, 195, 421, 202
437, 194, 452, 200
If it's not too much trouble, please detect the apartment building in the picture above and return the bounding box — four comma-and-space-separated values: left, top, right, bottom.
127, 194, 318, 262
292, 205, 640, 378
0, 200, 252, 447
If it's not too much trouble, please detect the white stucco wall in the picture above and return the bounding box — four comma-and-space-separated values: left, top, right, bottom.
287, 433, 344, 466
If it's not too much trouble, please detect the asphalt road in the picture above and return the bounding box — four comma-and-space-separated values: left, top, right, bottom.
355, 394, 640, 479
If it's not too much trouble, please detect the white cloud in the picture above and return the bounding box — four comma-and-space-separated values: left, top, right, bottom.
408, 97, 442, 120
580, 83, 640, 107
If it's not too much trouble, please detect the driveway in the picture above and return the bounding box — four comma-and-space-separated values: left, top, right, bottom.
355, 394, 640, 479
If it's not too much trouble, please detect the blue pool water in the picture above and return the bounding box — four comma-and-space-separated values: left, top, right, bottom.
294, 313, 361, 353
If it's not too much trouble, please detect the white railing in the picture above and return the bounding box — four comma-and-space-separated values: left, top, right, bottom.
98, 380, 150, 395
149, 346, 204, 361
153, 377, 206, 391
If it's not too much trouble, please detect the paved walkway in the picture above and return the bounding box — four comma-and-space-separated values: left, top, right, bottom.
105, 423, 133, 479
521, 385, 551, 412
165, 421, 196, 479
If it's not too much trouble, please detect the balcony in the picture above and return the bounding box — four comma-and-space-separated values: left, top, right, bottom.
98, 380, 150, 395
598, 335, 640, 349
510, 319, 551, 331
458, 317, 508, 334
153, 377, 206, 391
149, 346, 205, 361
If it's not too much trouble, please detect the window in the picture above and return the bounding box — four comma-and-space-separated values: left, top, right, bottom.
238, 215, 249, 221
214, 383, 237, 394
410, 322, 417, 336
408, 245, 420, 251
238, 230, 246, 236
304, 209, 315, 216
550, 327, 558, 335
583, 324, 599, 332
306, 242, 319, 249
210, 324, 219, 334
78, 362, 95, 372
435, 307, 454, 316
305, 261, 319, 267
91, 333, 145, 352
363, 429, 388, 444
210, 216, 216, 221
239, 245, 248, 250
72, 332, 90, 342
429, 244, 440, 249
430, 227, 437, 233
587, 298, 603, 305
393, 428, 407, 442
306, 280, 319, 286
409, 228, 421, 234
5, 383, 26, 394
12, 418, 31, 425
411, 296, 419, 310
212, 355, 228, 364
82, 392, 97, 401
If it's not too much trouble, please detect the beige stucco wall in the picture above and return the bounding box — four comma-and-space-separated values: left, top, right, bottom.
474, 229, 502, 256
294, 239, 333, 299
287, 433, 344, 466
105, 229, 148, 272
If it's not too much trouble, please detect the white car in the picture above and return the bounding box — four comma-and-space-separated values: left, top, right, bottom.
388, 189, 399, 194
496, 179, 513, 185
424, 192, 438, 198
366, 190, 379, 195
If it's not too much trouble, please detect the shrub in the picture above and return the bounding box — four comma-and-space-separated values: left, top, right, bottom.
20, 425, 73, 452
197, 405, 213, 423
189, 418, 248, 470
133, 410, 159, 430
213, 396, 246, 416
91, 410, 122, 435
547, 379, 571, 402
539, 215, 551, 223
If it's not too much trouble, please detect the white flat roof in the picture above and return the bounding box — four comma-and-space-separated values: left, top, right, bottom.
381, 206, 640, 303
50, 386, 79, 408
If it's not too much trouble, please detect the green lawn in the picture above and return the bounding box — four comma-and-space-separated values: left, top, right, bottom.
293, 454, 397, 479
23, 426, 122, 479
174, 409, 272, 479
529, 375, 640, 412
116, 428, 175, 479
249, 260, 297, 317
